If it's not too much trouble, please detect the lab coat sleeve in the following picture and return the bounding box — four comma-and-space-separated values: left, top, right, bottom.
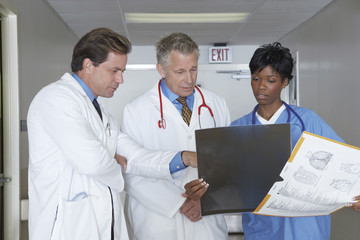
124, 173, 185, 218
121, 103, 186, 218
30, 85, 123, 191
116, 132, 177, 180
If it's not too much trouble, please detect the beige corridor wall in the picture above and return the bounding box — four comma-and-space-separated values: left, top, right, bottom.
279, 0, 360, 239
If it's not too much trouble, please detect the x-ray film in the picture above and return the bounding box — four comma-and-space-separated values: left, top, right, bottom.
195, 124, 290, 215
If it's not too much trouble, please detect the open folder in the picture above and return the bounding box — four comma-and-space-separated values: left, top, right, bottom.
254, 132, 360, 217
195, 124, 290, 216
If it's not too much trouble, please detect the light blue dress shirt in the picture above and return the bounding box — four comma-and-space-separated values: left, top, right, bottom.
160, 79, 195, 173
72, 73, 96, 102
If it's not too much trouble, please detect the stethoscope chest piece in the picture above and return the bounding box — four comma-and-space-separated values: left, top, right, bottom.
158, 118, 166, 129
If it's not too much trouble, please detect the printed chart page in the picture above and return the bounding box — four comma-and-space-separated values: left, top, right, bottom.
254, 132, 360, 217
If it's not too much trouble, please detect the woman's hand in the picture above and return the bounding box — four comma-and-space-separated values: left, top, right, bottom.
347, 195, 360, 212
182, 178, 209, 201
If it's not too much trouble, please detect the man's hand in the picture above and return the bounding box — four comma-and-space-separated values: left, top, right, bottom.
347, 195, 360, 212
180, 198, 202, 222
181, 151, 197, 168
115, 154, 127, 174
182, 179, 209, 201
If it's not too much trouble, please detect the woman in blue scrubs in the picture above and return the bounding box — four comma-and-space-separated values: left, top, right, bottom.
184, 42, 348, 240
230, 42, 343, 240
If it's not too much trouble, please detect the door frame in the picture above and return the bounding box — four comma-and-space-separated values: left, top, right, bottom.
0, 2, 20, 240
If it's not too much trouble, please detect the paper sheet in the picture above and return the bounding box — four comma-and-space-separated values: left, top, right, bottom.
254, 132, 360, 217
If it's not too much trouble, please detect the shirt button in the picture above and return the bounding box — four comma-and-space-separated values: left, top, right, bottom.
188, 135, 192, 140
177, 166, 180, 169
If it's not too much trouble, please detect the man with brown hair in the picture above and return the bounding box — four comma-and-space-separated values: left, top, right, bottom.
28, 27, 132, 240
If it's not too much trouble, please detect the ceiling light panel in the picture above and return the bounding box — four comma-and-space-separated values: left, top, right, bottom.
125, 13, 250, 23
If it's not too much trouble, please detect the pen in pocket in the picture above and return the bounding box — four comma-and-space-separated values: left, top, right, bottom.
106, 123, 111, 136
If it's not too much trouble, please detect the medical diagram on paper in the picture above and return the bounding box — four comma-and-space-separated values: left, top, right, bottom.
254, 132, 360, 217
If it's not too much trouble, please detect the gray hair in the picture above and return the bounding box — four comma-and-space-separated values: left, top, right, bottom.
156, 32, 199, 69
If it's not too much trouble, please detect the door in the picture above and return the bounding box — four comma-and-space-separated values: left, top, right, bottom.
0, 15, 4, 240
0, 16, 10, 240
0, 7, 19, 239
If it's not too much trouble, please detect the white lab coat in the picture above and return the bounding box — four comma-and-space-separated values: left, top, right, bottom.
28, 73, 177, 240
122, 83, 231, 240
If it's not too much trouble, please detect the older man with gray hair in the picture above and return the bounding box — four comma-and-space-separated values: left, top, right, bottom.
122, 32, 230, 239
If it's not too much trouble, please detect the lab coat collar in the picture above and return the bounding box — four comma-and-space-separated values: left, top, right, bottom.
72, 73, 96, 102
60, 73, 109, 125
60, 73, 87, 97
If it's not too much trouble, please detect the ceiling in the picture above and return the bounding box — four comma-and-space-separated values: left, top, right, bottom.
46, 0, 333, 46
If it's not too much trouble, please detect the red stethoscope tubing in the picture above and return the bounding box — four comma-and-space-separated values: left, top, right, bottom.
196, 85, 214, 117
158, 81, 167, 129
157, 80, 215, 129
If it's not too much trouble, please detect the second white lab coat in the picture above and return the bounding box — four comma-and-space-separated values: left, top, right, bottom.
122, 83, 231, 240
28, 74, 177, 240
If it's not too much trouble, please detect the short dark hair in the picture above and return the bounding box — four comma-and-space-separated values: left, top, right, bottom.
71, 28, 132, 72
249, 42, 293, 82
156, 32, 199, 69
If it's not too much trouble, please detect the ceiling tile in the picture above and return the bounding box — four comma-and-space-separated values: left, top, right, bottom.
45, 0, 334, 45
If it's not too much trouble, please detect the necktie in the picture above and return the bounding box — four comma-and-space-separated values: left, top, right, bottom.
93, 99, 113, 238
177, 97, 192, 126
92, 98, 103, 121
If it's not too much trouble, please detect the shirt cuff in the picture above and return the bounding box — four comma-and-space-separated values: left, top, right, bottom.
169, 151, 186, 173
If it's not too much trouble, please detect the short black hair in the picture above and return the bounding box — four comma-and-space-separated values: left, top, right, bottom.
249, 42, 293, 82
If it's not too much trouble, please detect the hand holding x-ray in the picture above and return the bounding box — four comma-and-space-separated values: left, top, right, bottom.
182, 178, 209, 201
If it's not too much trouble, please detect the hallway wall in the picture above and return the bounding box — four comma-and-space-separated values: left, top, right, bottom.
3, 0, 360, 239
1, 0, 78, 238
279, 0, 360, 239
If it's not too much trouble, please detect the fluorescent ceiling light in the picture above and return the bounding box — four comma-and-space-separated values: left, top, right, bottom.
126, 64, 156, 70
125, 13, 249, 24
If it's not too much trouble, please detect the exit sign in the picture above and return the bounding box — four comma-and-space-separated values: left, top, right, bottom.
209, 46, 232, 63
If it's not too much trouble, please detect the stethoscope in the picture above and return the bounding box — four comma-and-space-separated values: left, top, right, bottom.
157, 79, 216, 129
251, 101, 306, 132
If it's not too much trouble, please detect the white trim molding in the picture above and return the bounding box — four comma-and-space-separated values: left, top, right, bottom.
1, 2, 20, 240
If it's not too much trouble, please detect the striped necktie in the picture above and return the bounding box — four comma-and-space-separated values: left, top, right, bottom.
177, 97, 192, 126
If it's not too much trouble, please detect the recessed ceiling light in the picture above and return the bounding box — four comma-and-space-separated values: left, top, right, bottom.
126, 64, 156, 70
125, 13, 250, 24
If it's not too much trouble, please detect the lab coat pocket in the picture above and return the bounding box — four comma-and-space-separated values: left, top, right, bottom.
51, 195, 100, 240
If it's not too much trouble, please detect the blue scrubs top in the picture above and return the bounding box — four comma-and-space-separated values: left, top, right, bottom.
231, 105, 344, 240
